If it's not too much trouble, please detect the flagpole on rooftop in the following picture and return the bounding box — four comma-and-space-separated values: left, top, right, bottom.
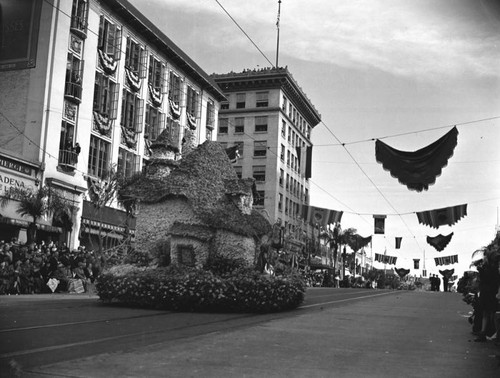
275, 0, 282, 67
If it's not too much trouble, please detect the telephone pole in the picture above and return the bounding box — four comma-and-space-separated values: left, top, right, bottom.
276, 0, 282, 67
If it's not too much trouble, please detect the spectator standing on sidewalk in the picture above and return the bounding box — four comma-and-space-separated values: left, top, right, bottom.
475, 250, 500, 342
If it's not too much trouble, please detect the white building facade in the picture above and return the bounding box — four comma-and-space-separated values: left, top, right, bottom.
0, 0, 225, 249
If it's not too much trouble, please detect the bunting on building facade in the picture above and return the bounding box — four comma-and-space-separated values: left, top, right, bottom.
375, 126, 458, 192
434, 255, 458, 266
395, 267, 410, 278
426, 232, 454, 252
416, 204, 467, 229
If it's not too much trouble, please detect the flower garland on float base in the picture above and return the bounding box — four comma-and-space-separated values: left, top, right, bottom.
97, 49, 118, 75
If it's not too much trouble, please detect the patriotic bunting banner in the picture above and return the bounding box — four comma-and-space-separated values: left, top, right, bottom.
347, 235, 372, 252
373, 215, 386, 234
375, 126, 458, 192
375, 253, 397, 265
395, 267, 410, 278
427, 232, 454, 252
416, 204, 467, 229
225, 145, 240, 164
395, 237, 402, 249
434, 255, 458, 266
302, 205, 343, 228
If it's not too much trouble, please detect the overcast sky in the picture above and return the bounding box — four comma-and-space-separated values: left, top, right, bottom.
130, 0, 500, 277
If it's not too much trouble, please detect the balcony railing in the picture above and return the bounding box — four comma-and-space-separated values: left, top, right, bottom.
70, 16, 88, 39
64, 82, 83, 103
58, 149, 78, 170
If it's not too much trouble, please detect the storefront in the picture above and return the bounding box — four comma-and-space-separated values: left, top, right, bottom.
79, 200, 136, 251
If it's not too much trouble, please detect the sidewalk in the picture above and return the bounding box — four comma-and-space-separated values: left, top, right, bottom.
21, 291, 500, 377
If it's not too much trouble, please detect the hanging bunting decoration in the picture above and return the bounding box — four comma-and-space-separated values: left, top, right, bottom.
375, 126, 459, 192
97, 49, 118, 75
439, 269, 454, 280
302, 205, 343, 228
434, 255, 458, 266
373, 214, 386, 234
148, 84, 163, 107
375, 253, 397, 265
125, 68, 142, 92
121, 126, 137, 149
169, 99, 181, 120
413, 259, 420, 269
416, 204, 467, 229
93, 111, 111, 136
426, 232, 454, 252
395, 237, 402, 249
395, 267, 410, 278
187, 113, 197, 130
144, 137, 152, 157
347, 234, 372, 252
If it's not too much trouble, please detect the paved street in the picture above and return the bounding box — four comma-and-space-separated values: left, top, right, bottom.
1, 289, 499, 377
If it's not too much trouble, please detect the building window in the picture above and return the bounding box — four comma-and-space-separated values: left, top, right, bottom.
235, 141, 243, 157
278, 193, 283, 212
287, 150, 290, 166
286, 173, 289, 190
177, 245, 195, 267
206, 99, 215, 130
58, 121, 77, 168
65, 53, 83, 103
236, 93, 246, 108
234, 166, 242, 179
93, 72, 119, 119
88, 135, 110, 179
281, 120, 286, 137
98, 16, 122, 59
254, 190, 265, 206
70, 0, 89, 38
206, 128, 213, 141
168, 71, 182, 105
255, 116, 268, 132
186, 85, 200, 117
125, 37, 145, 76
256, 92, 268, 107
218, 118, 228, 134
235, 117, 244, 133
254, 141, 267, 157
280, 144, 285, 162
145, 105, 165, 140
253, 165, 266, 182
148, 56, 165, 91
279, 169, 284, 186
282, 95, 287, 111
118, 148, 138, 178
221, 96, 229, 109
121, 89, 144, 132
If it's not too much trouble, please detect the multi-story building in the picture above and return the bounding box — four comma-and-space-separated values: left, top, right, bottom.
212, 67, 321, 240
0, 0, 225, 249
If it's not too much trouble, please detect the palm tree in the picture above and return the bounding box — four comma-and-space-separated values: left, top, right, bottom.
319, 225, 357, 280
0, 185, 74, 244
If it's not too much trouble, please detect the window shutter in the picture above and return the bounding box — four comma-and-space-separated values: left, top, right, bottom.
135, 98, 144, 133
159, 111, 166, 135
139, 47, 147, 79
113, 26, 122, 60
98, 16, 104, 49
109, 83, 120, 120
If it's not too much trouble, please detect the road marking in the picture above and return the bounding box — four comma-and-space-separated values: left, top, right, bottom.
298, 290, 398, 309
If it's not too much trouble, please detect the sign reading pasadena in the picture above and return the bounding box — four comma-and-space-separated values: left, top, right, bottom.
0, 173, 33, 194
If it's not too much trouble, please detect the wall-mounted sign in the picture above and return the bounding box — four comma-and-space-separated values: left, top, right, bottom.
0, 0, 42, 71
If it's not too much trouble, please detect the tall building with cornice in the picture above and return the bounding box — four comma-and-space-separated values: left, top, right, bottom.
212, 67, 321, 240
0, 0, 225, 249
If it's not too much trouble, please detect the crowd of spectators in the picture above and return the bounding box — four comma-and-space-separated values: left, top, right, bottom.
0, 238, 106, 295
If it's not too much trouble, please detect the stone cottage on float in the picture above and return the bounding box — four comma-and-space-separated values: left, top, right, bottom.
119, 129, 271, 268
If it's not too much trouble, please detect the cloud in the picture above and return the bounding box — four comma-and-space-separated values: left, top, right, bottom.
132, 0, 500, 79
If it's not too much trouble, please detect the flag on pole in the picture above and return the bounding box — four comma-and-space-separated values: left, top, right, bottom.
395, 237, 402, 249
373, 215, 386, 234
